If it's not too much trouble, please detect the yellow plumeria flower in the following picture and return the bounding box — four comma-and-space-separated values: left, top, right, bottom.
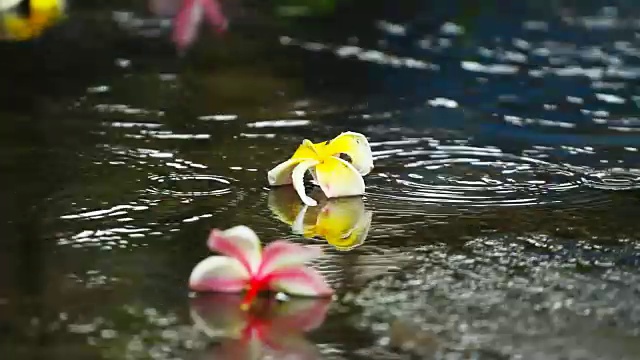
268, 187, 372, 251
0, 0, 65, 41
267, 132, 374, 206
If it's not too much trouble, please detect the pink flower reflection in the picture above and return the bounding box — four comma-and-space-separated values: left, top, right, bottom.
190, 294, 330, 359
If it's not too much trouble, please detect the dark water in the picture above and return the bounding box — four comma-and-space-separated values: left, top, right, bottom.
2, 1, 640, 359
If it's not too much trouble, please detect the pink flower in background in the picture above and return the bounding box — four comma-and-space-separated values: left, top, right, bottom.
190, 294, 330, 359
171, 0, 228, 52
189, 225, 333, 310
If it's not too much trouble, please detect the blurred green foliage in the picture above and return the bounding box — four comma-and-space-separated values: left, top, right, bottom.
274, 0, 342, 17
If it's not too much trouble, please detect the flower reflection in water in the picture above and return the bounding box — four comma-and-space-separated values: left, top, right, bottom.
268, 187, 373, 251
190, 293, 330, 359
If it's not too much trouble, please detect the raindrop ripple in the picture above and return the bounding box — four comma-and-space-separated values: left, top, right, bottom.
146, 173, 234, 197
366, 142, 616, 209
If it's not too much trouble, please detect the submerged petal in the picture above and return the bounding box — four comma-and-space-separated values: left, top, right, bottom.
324, 132, 374, 175
189, 256, 250, 292
292, 159, 320, 206
315, 157, 365, 198
258, 241, 323, 277
268, 267, 334, 297
207, 226, 262, 273
267, 158, 305, 186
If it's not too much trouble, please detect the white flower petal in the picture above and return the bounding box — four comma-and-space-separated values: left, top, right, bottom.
268, 267, 334, 297
189, 256, 250, 292
258, 240, 323, 276
292, 159, 320, 206
207, 226, 262, 273
267, 158, 304, 186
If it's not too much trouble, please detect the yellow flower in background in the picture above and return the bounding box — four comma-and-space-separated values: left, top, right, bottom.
268, 187, 373, 251
0, 0, 66, 41
267, 132, 374, 206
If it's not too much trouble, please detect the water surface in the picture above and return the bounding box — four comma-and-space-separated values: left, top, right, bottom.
2, 1, 640, 359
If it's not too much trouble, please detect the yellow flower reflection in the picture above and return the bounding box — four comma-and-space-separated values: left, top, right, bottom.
0, 0, 66, 41
267, 132, 374, 206
268, 187, 372, 251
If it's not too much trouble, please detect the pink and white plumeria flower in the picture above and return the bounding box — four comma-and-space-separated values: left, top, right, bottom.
171, 0, 228, 52
189, 225, 333, 309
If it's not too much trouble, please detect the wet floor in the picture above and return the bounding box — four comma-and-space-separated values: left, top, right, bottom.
2, 1, 640, 359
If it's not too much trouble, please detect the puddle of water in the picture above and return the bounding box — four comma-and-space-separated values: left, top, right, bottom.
2, 1, 640, 360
